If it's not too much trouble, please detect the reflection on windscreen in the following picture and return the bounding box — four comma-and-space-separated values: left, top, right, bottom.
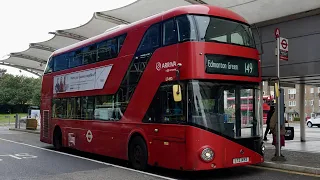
194, 15, 255, 48
188, 80, 262, 139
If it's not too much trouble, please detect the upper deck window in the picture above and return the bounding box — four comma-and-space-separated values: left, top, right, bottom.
45, 33, 127, 74
163, 19, 178, 46
176, 15, 197, 42
138, 24, 160, 52
69, 51, 82, 68
44, 57, 53, 74
194, 15, 255, 48
54, 54, 68, 71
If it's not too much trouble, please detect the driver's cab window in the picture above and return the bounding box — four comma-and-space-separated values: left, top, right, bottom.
231, 32, 244, 45
143, 83, 185, 124
211, 35, 226, 42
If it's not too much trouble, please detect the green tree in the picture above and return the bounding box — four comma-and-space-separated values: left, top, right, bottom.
0, 74, 42, 106
0, 74, 16, 104
31, 78, 42, 106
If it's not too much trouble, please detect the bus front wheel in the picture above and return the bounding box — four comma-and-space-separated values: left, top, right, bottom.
129, 136, 148, 170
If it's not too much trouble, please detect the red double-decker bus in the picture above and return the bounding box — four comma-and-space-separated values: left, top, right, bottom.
227, 96, 274, 124
40, 5, 265, 171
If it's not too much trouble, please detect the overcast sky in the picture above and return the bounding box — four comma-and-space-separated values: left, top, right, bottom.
0, 0, 136, 78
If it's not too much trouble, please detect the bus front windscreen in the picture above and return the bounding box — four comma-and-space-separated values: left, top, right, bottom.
194, 15, 256, 48
187, 80, 262, 139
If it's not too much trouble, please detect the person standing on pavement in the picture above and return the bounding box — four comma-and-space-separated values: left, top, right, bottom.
269, 106, 286, 157
264, 105, 275, 141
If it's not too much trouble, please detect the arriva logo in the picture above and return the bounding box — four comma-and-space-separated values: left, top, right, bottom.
156, 61, 177, 71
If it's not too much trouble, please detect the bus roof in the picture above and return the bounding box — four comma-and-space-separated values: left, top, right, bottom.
52, 4, 248, 57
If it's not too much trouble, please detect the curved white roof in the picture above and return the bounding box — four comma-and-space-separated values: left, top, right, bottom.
2, 0, 320, 77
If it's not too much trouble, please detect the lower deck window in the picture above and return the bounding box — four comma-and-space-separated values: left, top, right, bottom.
52, 94, 124, 121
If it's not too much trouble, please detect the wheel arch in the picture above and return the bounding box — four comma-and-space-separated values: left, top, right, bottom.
126, 129, 149, 160
307, 121, 313, 127
52, 124, 64, 147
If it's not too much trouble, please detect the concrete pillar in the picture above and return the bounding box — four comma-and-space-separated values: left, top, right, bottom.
267, 81, 271, 97
299, 84, 306, 142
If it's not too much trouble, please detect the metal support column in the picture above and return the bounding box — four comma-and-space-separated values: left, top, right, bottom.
299, 83, 306, 142
276, 37, 281, 157
271, 33, 286, 161
274, 85, 281, 157
260, 82, 264, 135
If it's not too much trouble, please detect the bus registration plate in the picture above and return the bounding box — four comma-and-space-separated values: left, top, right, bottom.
232, 157, 249, 164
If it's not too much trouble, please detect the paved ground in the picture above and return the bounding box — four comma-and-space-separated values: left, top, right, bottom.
264, 148, 320, 168
0, 127, 319, 180
263, 122, 320, 153
261, 122, 320, 172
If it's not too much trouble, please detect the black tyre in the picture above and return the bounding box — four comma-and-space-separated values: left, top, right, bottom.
307, 122, 313, 128
53, 128, 62, 150
128, 136, 148, 170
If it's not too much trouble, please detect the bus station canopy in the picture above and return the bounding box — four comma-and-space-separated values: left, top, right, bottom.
1, 0, 320, 77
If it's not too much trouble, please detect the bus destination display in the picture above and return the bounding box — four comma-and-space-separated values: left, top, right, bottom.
205, 54, 259, 77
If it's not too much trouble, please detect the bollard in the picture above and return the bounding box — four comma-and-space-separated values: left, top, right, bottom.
15, 114, 18, 129
18, 114, 20, 129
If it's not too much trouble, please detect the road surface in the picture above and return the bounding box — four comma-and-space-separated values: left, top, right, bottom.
0, 127, 318, 180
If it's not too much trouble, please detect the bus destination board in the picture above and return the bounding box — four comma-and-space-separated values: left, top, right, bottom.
205, 54, 259, 77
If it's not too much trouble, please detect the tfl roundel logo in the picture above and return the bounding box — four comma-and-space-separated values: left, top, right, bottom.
156, 62, 161, 71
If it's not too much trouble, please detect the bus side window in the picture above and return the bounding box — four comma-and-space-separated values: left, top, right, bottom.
97, 37, 119, 62
69, 51, 82, 68
143, 91, 161, 123
163, 18, 178, 46
53, 98, 67, 119
143, 83, 184, 124
44, 57, 54, 74
94, 95, 117, 121
109, 38, 118, 58
54, 54, 68, 72
118, 34, 126, 53
82, 47, 92, 65
160, 85, 184, 123
52, 99, 58, 118
137, 24, 160, 52
81, 96, 95, 120
67, 98, 77, 119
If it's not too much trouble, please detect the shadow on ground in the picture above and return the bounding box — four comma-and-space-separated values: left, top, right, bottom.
46, 146, 265, 180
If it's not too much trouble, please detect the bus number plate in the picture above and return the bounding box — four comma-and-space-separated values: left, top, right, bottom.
232, 157, 249, 164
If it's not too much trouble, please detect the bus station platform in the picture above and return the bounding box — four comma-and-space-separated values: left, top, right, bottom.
259, 123, 320, 175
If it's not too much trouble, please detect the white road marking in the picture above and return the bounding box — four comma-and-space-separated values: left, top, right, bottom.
8, 155, 22, 159
0, 137, 176, 180
0, 153, 37, 160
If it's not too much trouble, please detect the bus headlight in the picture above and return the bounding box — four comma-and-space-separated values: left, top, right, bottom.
200, 147, 214, 162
